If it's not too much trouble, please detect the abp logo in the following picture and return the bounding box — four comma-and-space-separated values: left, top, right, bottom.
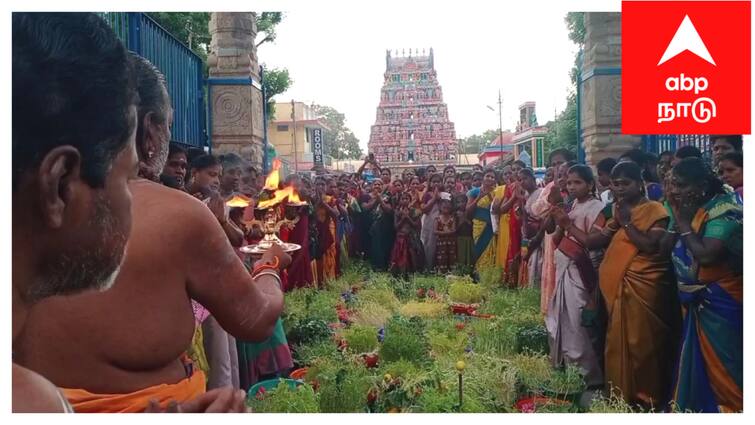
622, 1, 751, 134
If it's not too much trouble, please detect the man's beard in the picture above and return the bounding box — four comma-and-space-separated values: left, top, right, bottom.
139, 141, 169, 182
29, 193, 128, 302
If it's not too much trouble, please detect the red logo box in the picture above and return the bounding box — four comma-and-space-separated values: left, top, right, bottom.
622, 1, 751, 134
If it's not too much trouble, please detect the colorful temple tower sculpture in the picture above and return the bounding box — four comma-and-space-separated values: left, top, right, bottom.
368, 48, 458, 168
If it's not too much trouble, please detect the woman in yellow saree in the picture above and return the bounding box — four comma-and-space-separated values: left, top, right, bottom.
492, 166, 512, 271
466, 168, 498, 270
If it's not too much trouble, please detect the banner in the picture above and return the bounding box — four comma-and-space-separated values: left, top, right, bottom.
312, 128, 324, 168
622, 1, 751, 134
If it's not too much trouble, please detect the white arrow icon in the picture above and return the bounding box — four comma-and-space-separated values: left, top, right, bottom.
658, 15, 716, 66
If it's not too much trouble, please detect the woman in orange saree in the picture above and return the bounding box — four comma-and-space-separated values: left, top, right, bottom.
314, 177, 340, 285
572, 162, 678, 407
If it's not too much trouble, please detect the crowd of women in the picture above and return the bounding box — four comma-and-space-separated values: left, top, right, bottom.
160, 134, 743, 413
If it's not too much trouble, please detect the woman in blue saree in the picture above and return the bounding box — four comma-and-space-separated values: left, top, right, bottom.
664, 157, 742, 412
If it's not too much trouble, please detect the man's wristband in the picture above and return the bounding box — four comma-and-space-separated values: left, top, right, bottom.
253, 271, 282, 290
252, 256, 280, 275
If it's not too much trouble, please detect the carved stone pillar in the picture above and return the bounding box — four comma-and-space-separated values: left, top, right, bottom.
580, 12, 641, 166
207, 12, 265, 169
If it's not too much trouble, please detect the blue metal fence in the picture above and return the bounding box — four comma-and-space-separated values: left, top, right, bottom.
642, 134, 711, 161
642, 134, 678, 154
100, 12, 206, 149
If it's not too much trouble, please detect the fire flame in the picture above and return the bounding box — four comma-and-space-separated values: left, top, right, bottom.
226, 194, 252, 208
257, 185, 294, 209
288, 190, 303, 204
263, 158, 282, 191
256, 160, 307, 209
257, 185, 307, 210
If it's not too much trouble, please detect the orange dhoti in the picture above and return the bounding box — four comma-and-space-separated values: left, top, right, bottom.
61, 367, 206, 413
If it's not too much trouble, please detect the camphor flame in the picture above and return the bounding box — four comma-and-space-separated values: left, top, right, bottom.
257, 185, 295, 210
263, 158, 282, 191
257, 159, 307, 209
288, 189, 303, 204
226, 194, 252, 208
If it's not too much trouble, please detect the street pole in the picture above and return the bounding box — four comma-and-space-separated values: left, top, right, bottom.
291, 99, 298, 173
498, 89, 503, 168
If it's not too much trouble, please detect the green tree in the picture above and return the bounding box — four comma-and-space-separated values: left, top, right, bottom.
147, 12, 288, 58
255, 12, 283, 47
254, 12, 292, 119
459, 129, 499, 154
147, 12, 292, 120
543, 93, 578, 157
566, 12, 586, 45
543, 12, 585, 159
262, 67, 293, 121
147, 13, 212, 60
310, 104, 364, 160
566, 12, 587, 86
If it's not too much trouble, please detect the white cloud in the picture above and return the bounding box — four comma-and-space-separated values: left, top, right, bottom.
258, 3, 579, 152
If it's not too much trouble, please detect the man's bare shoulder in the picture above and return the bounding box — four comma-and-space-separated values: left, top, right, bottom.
129, 179, 205, 209
12, 363, 67, 413
129, 179, 215, 227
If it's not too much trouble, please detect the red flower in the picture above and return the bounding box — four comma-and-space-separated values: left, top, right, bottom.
255, 386, 267, 400
363, 353, 379, 368
338, 310, 350, 322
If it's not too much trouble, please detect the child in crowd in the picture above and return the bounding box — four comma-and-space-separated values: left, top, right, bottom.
390, 191, 425, 278
434, 197, 458, 274
596, 157, 617, 205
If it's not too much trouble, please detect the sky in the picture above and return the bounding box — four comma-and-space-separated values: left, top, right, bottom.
258, 3, 580, 154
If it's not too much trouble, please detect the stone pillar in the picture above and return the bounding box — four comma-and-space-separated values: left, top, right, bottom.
207, 12, 265, 169
580, 12, 641, 166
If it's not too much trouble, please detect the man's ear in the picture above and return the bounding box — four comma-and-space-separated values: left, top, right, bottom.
141, 111, 161, 160
37, 146, 82, 229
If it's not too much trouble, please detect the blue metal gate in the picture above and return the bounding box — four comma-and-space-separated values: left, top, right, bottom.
100, 12, 207, 149
642, 134, 711, 161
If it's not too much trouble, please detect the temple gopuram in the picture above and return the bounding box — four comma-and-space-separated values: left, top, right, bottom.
368, 48, 458, 168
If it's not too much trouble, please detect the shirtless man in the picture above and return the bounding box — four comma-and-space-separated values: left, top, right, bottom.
12, 12, 140, 412
12, 12, 248, 413
14, 47, 287, 412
